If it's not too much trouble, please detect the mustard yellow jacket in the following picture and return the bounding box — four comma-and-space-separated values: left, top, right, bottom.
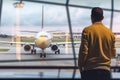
78, 22, 116, 72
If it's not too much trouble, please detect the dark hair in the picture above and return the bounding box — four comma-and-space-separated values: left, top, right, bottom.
91, 7, 103, 21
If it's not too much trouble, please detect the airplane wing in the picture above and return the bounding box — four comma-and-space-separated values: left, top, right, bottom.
0, 41, 35, 46
51, 41, 81, 46
20, 31, 38, 33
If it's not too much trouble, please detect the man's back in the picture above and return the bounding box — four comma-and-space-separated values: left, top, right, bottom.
82, 22, 116, 71
78, 7, 116, 80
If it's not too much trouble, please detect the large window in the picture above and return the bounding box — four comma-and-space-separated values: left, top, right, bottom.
0, 0, 120, 79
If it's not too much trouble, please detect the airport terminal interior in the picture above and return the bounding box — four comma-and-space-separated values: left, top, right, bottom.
0, 0, 120, 79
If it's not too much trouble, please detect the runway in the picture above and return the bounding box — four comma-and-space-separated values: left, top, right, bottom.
0, 46, 119, 66
0, 45, 81, 78
0, 42, 120, 79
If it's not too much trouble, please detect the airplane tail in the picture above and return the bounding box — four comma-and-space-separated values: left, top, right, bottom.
41, 5, 44, 31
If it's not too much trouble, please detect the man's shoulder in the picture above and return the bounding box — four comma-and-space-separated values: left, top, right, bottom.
83, 25, 93, 31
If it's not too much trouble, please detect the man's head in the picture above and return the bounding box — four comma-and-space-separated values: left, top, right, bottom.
91, 7, 104, 23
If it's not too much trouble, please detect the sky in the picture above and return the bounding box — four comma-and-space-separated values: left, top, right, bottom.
0, 0, 120, 35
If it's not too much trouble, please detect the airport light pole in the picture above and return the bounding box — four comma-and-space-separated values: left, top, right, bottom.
13, 0, 24, 60
13, 0, 24, 8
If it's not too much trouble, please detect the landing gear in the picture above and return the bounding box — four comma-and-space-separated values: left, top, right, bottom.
40, 53, 46, 58
31, 49, 36, 54
40, 49, 46, 58
40, 53, 42, 57
31, 45, 36, 54
55, 49, 60, 54
44, 53, 46, 57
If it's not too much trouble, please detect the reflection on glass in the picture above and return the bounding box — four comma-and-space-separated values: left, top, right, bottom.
15, 8, 21, 60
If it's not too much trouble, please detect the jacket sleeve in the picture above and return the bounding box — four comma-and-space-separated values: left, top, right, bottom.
111, 33, 116, 57
78, 28, 88, 72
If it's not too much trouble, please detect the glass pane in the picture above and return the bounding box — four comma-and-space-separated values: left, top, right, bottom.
69, 0, 111, 9
69, 7, 111, 34
69, 7, 111, 58
70, 7, 91, 30
0, 0, 70, 62
69, 7, 91, 53
113, 12, 120, 67
114, 0, 120, 10
102, 11, 111, 28
0, 0, 78, 78
1, 0, 120, 79
113, 12, 120, 33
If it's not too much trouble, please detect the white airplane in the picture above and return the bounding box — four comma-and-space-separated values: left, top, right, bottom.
0, 30, 80, 58
0, 6, 80, 58
21, 30, 60, 57
114, 32, 120, 40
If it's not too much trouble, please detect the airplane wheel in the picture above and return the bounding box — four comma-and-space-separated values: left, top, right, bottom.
40, 53, 42, 57
55, 49, 60, 54
31, 50, 33, 54
55, 51, 57, 54
58, 49, 60, 54
44, 53, 46, 57
34, 49, 36, 54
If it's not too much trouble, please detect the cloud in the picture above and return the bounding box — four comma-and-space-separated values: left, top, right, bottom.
1, 0, 120, 33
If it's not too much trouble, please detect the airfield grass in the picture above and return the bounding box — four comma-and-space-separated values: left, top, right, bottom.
0, 36, 80, 44
0, 49, 9, 52
0, 36, 120, 48
20, 37, 80, 42
21, 38, 35, 42
0, 37, 80, 52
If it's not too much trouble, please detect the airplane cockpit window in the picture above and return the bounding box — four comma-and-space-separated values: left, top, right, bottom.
0, 0, 120, 79
40, 35, 48, 37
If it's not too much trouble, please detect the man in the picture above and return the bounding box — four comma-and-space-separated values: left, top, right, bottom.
78, 7, 116, 80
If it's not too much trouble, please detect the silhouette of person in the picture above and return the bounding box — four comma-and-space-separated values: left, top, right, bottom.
78, 7, 116, 80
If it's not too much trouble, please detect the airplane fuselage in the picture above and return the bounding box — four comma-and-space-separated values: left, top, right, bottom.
35, 31, 52, 50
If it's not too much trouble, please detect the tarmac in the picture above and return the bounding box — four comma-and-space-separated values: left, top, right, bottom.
0, 44, 80, 78
0, 37, 120, 79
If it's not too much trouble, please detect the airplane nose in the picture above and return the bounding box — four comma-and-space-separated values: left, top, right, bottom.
35, 38, 48, 48
37, 38, 46, 44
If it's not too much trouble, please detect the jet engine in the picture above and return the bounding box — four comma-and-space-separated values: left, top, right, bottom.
24, 45, 31, 51
51, 45, 58, 51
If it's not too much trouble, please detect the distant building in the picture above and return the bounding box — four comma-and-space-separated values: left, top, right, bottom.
52, 32, 81, 40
